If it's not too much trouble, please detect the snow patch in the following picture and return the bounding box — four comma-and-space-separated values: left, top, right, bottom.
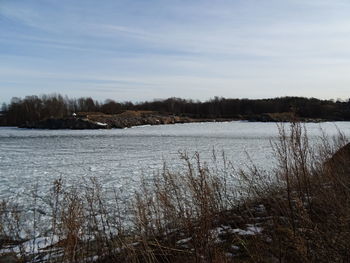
95, 122, 108, 126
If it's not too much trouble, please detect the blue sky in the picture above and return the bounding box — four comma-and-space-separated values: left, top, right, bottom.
1, 0, 350, 103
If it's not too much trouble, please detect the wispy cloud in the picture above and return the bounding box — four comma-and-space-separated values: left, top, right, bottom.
1, 0, 350, 103
92, 24, 154, 39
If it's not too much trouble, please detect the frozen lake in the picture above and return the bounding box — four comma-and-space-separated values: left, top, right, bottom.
1, 121, 350, 203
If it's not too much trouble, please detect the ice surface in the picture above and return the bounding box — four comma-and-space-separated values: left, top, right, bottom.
0, 121, 349, 233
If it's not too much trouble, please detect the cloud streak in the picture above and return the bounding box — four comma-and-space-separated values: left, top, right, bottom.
1, 0, 350, 103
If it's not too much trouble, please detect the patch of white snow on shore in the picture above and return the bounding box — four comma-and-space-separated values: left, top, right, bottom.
95, 122, 108, 126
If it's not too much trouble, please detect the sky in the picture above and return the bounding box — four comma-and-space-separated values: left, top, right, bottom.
1, 0, 350, 103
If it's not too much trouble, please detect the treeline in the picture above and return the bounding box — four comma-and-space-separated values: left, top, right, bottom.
1, 94, 350, 126
133, 96, 350, 120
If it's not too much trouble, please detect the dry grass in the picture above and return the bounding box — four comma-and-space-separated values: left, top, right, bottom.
0, 122, 349, 262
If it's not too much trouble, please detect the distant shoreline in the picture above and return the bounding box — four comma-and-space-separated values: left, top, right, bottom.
5, 111, 333, 130
2, 95, 349, 128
